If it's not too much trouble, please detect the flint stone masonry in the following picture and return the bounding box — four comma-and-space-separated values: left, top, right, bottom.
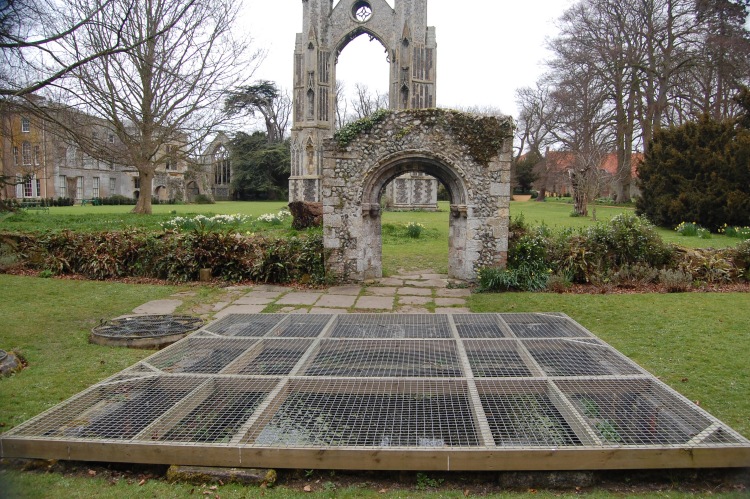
323, 109, 514, 282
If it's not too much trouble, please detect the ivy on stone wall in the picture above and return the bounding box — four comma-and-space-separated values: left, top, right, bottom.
334, 109, 392, 147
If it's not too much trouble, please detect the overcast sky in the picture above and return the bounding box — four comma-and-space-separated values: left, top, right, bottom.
241, 1, 577, 117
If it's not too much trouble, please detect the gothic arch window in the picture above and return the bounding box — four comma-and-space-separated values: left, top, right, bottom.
214, 144, 231, 185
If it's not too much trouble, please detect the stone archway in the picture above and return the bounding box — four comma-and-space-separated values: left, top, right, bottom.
322, 109, 515, 281
290, 0, 437, 203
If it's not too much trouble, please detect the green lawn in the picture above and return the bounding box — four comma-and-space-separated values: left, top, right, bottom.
1, 275, 748, 497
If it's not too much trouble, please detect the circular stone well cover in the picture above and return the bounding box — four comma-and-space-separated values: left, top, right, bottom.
90, 315, 204, 349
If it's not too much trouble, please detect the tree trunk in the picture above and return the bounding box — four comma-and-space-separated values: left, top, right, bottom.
132, 168, 154, 214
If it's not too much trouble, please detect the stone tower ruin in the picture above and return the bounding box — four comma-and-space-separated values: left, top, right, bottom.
289, 0, 438, 203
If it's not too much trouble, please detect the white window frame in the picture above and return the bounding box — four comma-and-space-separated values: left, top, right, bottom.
21, 117, 30, 133
109, 178, 116, 195
76, 177, 83, 200
92, 177, 100, 198
59, 176, 67, 198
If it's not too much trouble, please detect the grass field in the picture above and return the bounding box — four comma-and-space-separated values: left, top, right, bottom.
0, 274, 748, 497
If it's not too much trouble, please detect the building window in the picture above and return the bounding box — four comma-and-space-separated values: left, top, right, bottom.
13, 147, 18, 166
214, 145, 230, 185
21, 117, 30, 133
22, 142, 32, 165
92, 177, 100, 198
109, 178, 116, 195
76, 177, 83, 200
23, 175, 36, 197
108, 133, 115, 144
165, 144, 175, 171
134, 176, 140, 189
59, 176, 67, 198
33, 145, 40, 165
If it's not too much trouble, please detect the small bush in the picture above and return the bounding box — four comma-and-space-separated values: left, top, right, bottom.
659, 269, 692, 293
477, 261, 550, 292
547, 271, 573, 293
720, 225, 750, 240
405, 222, 425, 239
675, 222, 711, 239
611, 264, 659, 288
192, 194, 215, 204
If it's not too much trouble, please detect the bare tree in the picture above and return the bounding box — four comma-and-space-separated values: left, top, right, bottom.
334, 80, 348, 130
0, 0, 196, 97
58, 0, 257, 214
350, 83, 388, 121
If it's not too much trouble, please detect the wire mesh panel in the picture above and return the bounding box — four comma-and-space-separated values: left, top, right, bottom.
147, 337, 257, 374
477, 380, 582, 447
556, 379, 744, 446
3, 313, 750, 471
266, 315, 333, 338
248, 379, 479, 447
330, 314, 452, 338
303, 340, 462, 377
463, 340, 534, 377
501, 314, 592, 339
453, 315, 510, 339
156, 379, 278, 443
9, 377, 204, 440
205, 314, 286, 337
228, 339, 313, 376
524, 339, 645, 377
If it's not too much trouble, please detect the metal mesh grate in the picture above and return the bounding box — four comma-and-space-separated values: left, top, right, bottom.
330, 314, 452, 338
266, 315, 333, 338
453, 314, 510, 339
558, 379, 744, 446
205, 314, 285, 337
91, 315, 204, 339
248, 380, 479, 447
502, 313, 591, 338
524, 339, 645, 377
157, 379, 277, 443
10, 377, 204, 440
230, 339, 313, 376
303, 340, 462, 377
147, 337, 257, 374
3, 313, 749, 471
464, 340, 533, 377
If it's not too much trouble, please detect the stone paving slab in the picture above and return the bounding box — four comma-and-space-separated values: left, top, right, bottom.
354, 296, 394, 310
233, 296, 275, 306
435, 298, 466, 307
276, 292, 322, 306
398, 296, 432, 306
251, 285, 289, 293
374, 278, 404, 286
366, 287, 398, 296
310, 308, 350, 314
315, 295, 357, 308
436, 288, 472, 298
133, 299, 182, 315
435, 307, 471, 314
243, 291, 287, 299
420, 274, 448, 280
212, 302, 230, 312
405, 279, 449, 288
397, 287, 432, 296
396, 306, 431, 314
326, 286, 363, 296
214, 305, 265, 319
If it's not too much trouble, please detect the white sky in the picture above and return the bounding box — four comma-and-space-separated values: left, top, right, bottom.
241, 0, 577, 117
